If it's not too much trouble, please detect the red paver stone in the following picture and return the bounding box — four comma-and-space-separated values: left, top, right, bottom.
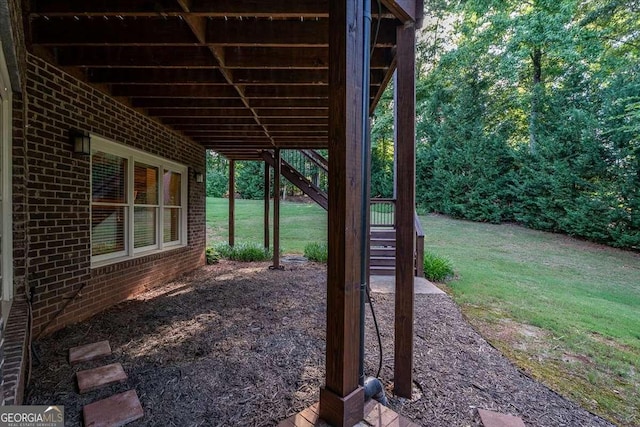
69, 341, 112, 364
478, 409, 527, 427
77, 363, 128, 394
83, 390, 144, 427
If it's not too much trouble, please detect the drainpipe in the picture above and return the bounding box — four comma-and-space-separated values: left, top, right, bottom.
359, 0, 372, 389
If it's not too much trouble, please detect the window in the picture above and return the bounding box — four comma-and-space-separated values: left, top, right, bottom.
91, 137, 188, 266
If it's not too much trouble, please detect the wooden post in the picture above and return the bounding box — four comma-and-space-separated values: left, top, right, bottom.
270, 149, 282, 270
228, 160, 235, 247
393, 23, 416, 399
264, 161, 270, 250
319, 0, 365, 425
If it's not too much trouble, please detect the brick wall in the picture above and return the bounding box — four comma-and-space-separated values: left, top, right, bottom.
25, 54, 206, 336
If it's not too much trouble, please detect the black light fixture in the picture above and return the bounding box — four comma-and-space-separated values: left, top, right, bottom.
195, 171, 204, 183
70, 129, 91, 155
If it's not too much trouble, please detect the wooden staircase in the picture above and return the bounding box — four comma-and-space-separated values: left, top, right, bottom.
370, 228, 396, 276
262, 149, 424, 277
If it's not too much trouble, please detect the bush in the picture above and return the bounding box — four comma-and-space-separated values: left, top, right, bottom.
423, 251, 454, 282
205, 247, 220, 265
304, 242, 328, 263
214, 242, 272, 262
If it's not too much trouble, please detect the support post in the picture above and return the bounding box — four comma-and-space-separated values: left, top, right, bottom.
228, 160, 235, 247
264, 161, 270, 250
319, 0, 365, 425
393, 23, 416, 399
270, 150, 283, 270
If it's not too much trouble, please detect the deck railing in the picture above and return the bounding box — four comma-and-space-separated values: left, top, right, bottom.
281, 150, 328, 193
370, 198, 395, 227
414, 211, 425, 278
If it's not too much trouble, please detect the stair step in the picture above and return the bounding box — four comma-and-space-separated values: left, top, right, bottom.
83, 390, 144, 427
370, 248, 395, 257
77, 363, 128, 394
370, 256, 396, 266
370, 238, 396, 248
370, 229, 396, 239
69, 341, 112, 365
370, 266, 395, 276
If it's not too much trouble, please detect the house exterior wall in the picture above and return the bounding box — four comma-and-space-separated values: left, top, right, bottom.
25, 54, 206, 336
1, 0, 207, 405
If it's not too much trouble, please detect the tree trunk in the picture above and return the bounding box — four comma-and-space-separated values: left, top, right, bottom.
529, 46, 542, 154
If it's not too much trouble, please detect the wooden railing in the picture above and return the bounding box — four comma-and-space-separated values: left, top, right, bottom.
281, 149, 328, 193
414, 210, 425, 278
370, 198, 395, 227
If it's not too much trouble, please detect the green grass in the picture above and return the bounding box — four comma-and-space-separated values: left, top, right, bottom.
421, 214, 640, 426
304, 242, 328, 262
206, 197, 640, 425
214, 242, 272, 262
206, 197, 326, 254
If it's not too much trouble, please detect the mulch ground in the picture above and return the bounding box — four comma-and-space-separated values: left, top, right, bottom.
26, 261, 614, 427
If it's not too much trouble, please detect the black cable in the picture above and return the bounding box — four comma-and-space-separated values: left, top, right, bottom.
366, 285, 383, 378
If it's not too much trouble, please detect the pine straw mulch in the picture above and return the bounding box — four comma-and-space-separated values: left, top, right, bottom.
26, 261, 613, 427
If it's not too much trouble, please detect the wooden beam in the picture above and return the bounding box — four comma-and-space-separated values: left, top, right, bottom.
244, 85, 328, 99
264, 162, 270, 250
233, 69, 328, 85
132, 98, 247, 109
87, 68, 227, 84
393, 23, 416, 399
55, 46, 219, 68
381, 0, 416, 22
224, 47, 391, 69
32, 16, 199, 45
229, 160, 236, 247
111, 84, 240, 98
319, 0, 365, 425
32, 17, 394, 47
148, 108, 255, 118
161, 117, 258, 126
270, 149, 282, 270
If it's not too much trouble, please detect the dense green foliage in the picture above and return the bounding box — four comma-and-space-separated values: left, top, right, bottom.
205, 247, 220, 265
303, 242, 328, 263
214, 242, 272, 262
422, 251, 455, 282
372, 0, 639, 248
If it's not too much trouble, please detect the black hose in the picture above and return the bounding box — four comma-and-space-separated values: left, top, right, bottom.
359, 0, 373, 387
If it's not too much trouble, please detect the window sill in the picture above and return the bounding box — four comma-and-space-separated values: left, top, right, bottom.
90, 244, 187, 269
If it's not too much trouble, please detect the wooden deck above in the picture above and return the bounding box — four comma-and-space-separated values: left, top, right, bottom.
25, 0, 422, 159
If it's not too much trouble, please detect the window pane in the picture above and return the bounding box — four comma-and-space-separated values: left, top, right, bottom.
163, 171, 182, 206
92, 206, 126, 256
134, 162, 158, 205
92, 151, 127, 203
164, 208, 180, 243
134, 207, 157, 248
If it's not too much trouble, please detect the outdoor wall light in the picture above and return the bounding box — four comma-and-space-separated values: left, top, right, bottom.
70, 129, 91, 155
195, 172, 204, 183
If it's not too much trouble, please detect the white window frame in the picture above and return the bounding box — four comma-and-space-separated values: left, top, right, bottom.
90, 135, 188, 268
0, 37, 14, 308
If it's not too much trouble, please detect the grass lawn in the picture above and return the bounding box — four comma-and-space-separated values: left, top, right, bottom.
206, 197, 639, 425
206, 197, 326, 254
422, 214, 640, 427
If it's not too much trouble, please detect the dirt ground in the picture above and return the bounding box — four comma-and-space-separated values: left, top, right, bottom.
26, 261, 613, 427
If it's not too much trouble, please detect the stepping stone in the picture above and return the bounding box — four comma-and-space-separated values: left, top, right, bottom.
478, 409, 527, 427
83, 390, 143, 427
77, 363, 128, 394
69, 341, 112, 364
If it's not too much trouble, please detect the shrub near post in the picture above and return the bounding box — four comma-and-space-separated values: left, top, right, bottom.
423, 251, 454, 282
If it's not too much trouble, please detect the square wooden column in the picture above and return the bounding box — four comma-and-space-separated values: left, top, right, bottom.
264, 161, 270, 250
319, 0, 365, 426
228, 160, 235, 247
393, 23, 417, 399
270, 149, 283, 270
